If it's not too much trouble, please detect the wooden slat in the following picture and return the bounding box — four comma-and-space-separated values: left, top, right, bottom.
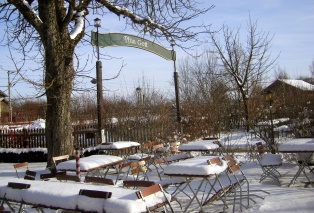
123, 180, 155, 188
84, 176, 114, 185
13, 162, 28, 169
8, 182, 31, 189
52, 155, 69, 162
24, 170, 36, 180
79, 189, 112, 199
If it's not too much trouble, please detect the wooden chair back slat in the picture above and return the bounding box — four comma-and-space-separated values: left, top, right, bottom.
143, 142, 152, 147
140, 155, 151, 162
154, 157, 167, 164
207, 157, 221, 165
79, 189, 112, 199
13, 162, 28, 169
135, 184, 161, 199
153, 144, 164, 150
119, 161, 132, 169
8, 182, 31, 189
40, 171, 66, 180
123, 180, 155, 188
84, 176, 114, 185
24, 170, 36, 180
228, 164, 240, 173
52, 155, 70, 162
150, 141, 158, 146
56, 174, 80, 182
131, 166, 148, 175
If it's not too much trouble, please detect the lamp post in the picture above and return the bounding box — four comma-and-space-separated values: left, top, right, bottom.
94, 18, 104, 144
265, 90, 275, 153
170, 40, 182, 133
136, 87, 142, 106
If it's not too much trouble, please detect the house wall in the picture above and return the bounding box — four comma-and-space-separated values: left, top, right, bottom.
0, 100, 10, 123
265, 81, 314, 119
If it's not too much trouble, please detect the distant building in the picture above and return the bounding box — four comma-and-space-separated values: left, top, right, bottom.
263, 79, 314, 118
0, 90, 10, 123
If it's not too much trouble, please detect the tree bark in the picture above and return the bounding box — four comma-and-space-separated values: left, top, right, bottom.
37, 1, 76, 169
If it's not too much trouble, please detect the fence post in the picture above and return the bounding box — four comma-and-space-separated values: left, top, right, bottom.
75, 147, 81, 181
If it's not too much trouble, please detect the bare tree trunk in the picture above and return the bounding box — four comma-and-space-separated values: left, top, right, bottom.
39, 2, 76, 169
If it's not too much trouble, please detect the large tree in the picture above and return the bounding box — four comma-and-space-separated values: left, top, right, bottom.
0, 0, 213, 168
209, 18, 278, 132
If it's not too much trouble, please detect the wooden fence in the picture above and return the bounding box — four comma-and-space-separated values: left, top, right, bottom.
0, 122, 175, 149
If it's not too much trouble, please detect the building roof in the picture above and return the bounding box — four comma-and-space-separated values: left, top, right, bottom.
265, 79, 314, 92
278, 79, 314, 91
0, 90, 8, 98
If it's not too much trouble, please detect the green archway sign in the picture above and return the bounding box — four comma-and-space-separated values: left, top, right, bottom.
91, 31, 176, 61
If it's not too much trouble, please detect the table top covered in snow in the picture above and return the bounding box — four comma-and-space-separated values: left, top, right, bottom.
56, 155, 123, 172
96, 141, 140, 150
0, 179, 170, 213
163, 155, 227, 177
178, 139, 219, 151
279, 138, 314, 153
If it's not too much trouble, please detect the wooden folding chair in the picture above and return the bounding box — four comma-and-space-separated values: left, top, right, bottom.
202, 157, 230, 211
152, 157, 168, 180
13, 162, 37, 180
221, 155, 270, 213
255, 142, 282, 184
213, 140, 226, 155
130, 160, 150, 181
135, 184, 175, 213
152, 157, 188, 206
115, 161, 132, 184
13, 162, 28, 179
115, 160, 149, 185
1, 182, 31, 213
76, 189, 112, 213
52, 154, 70, 171
84, 176, 114, 185
152, 144, 167, 158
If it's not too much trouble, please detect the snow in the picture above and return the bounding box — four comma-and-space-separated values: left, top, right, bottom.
279, 138, 314, 152
260, 153, 282, 166
178, 139, 219, 151
21, 0, 43, 23
279, 79, 314, 91
96, 141, 140, 150
70, 10, 86, 40
0, 148, 47, 154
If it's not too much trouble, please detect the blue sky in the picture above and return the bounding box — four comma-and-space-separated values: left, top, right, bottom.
0, 0, 313, 99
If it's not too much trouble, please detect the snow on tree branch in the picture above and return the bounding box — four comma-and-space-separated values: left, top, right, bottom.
98, 0, 170, 38
70, 10, 86, 40
20, 0, 42, 23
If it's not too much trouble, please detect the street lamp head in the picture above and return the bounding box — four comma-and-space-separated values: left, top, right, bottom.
170, 39, 175, 47
136, 87, 142, 94
90, 78, 97, 84
265, 90, 273, 102
94, 18, 101, 28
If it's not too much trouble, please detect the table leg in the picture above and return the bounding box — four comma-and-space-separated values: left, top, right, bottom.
288, 153, 314, 187
183, 178, 207, 213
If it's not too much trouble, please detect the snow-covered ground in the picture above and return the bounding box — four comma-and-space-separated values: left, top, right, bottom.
1, 131, 314, 212
1, 155, 314, 212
